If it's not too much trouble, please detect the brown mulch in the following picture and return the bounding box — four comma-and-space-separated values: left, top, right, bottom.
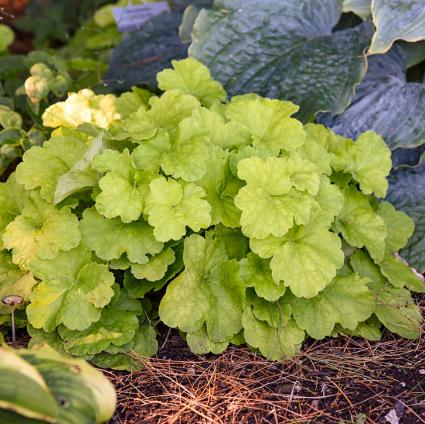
107, 296, 425, 424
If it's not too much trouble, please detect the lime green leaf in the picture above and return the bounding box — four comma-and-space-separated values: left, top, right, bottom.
80, 207, 162, 264
3, 192, 80, 268
120, 90, 200, 141
0, 24, 14, 52
0, 105, 22, 129
186, 325, 229, 354
225, 95, 305, 154
380, 254, 425, 293
159, 233, 245, 342
132, 117, 209, 182
42, 89, 120, 129
131, 248, 175, 281
240, 253, 286, 302
293, 274, 375, 339
334, 185, 386, 262
27, 245, 115, 332
157, 58, 226, 107
242, 305, 304, 361
212, 226, 249, 261
377, 201, 414, 253
329, 131, 391, 197
314, 177, 344, 226
15, 131, 88, 202
374, 286, 422, 339
370, 0, 425, 54
350, 249, 387, 292
251, 218, 344, 298
0, 252, 36, 315
54, 135, 105, 205
235, 156, 317, 239
145, 177, 211, 242
196, 145, 242, 227
0, 175, 27, 250
115, 87, 152, 118
58, 288, 141, 356
27, 325, 68, 356
92, 149, 155, 223
337, 316, 382, 341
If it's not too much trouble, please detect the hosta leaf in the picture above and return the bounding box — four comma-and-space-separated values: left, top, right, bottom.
92, 149, 156, 223
27, 245, 115, 332
334, 185, 386, 262
328, 131, 391, 197
225, 95, 305, 154
240, 253, 286, 302
159, 233, 245, 342
369, 0, 425, 54
242, 305, 304, 361
386, 167, 425, 271
144, 177, 211, 242
235, 156, 318, 239
15, 130, 88, 202
104, 6, 188, 92
343, 0, 371, 19
157, 58, 226, 107
3, 192, 80, 268
319, 45, 425, 151
292, 274, 375, 339
251, 215, 344, 298
80, 207, 163, 264
196, 145, 242, 227
190, 0, 370, 121
130, 248, 175, 281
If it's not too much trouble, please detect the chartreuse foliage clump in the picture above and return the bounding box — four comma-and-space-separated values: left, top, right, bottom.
0, 58, 423, 366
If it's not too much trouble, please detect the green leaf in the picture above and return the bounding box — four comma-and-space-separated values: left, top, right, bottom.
336, 316, 382, 341
186, 325, 229, 354
157, 58, 226, 107
212, 226, 249, 261
235, 156, 318, 239
92, 149, 155, 223
80, 207, 163, 264
225, 95, 305, 154
58, 287, 141, 356
370, 0, 425, 54
190, 0, 370, 121
0, 24, 14, 52
328, 131, 391, 197
54, 135, 105, 205
159, 233, 245, 343
0, 252, 37, 315
251, 215, 344, 298
15, 130, 88, 202
350, 249, 387, 292
196, 145, 242, 227
319, 45, 425, 151
386, 167, 425, 271
292, 274, 375, 339
27, 245, 115, 332
0, 175, 27, 250
3, 192, 80, 268
144, 177, 211, 242
130, 248, 175, 281
374, 286, 422, 339
376, 200, 414, 253
334, 185, 386, 262
242, 304, 304, 361
132, 117, 209, 182
240, 253, 286, 302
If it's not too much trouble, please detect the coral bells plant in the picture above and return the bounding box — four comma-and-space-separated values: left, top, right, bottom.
0, 58, 423, 368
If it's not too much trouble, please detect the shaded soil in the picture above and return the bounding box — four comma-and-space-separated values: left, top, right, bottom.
107, 296, 425, 424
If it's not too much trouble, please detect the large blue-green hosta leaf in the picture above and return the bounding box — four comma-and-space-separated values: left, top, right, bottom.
189, 0, 370, 121
387, 165, 425, 272
369, 0, 425, 54
319, 45, 425, 151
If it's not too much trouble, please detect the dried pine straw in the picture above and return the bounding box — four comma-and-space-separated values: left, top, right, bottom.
108, 295, 425, 424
